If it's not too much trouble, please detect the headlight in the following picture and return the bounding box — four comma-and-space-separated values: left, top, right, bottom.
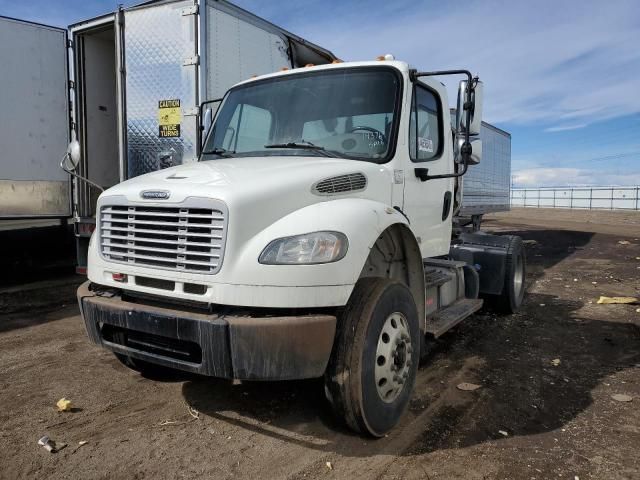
259, 231, 348, 265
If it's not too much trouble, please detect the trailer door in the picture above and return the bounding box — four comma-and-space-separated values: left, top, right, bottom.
124, 1, 199, 178
0, 16, 70, 218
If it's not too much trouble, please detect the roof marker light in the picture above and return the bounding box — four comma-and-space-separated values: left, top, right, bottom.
332, 59, 344, 64
376, 54, 395, 61
305, 63, 315, 67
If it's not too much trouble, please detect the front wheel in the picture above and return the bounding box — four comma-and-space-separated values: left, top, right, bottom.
325, 277, 420, 437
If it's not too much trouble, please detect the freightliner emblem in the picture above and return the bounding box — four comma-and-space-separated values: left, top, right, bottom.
140, 190, 171, 200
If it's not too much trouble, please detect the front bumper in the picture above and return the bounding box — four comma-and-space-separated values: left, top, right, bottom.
77, 282, 337, 380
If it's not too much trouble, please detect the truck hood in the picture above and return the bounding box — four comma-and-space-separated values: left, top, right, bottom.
101, 156, 392, 206
98, 156, 394, 245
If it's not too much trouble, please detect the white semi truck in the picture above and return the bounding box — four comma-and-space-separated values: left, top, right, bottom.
76, 58, 526, 436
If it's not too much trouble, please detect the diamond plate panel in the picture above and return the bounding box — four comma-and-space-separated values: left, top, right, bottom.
125, 1, 197, 179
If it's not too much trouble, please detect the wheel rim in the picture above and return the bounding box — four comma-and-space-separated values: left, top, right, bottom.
374, 312, 413, 403
513, 252, 524, 298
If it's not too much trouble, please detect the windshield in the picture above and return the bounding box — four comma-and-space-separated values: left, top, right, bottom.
202, 68, 401, 162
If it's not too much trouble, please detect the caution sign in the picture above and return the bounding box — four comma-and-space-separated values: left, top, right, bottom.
158, 99, 181, 137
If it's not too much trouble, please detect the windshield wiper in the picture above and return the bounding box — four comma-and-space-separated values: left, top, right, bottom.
203, 147, 235, 157
264, 141, 340, 158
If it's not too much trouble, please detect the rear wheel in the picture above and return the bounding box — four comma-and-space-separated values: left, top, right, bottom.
325, 277, 420, 437
494, 235, 526, 313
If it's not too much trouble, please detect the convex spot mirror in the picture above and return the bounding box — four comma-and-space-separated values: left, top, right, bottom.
456, 137, 482, 165
455, 80, 484, 136
66, 139, 81, 170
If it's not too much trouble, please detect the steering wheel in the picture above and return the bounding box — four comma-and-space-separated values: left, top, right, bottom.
347, 126, 386, 144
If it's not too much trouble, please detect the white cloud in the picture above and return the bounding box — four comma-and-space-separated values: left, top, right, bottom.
237, 0, 640, 128
544, 124, 588, 133
513, 167, 640, 187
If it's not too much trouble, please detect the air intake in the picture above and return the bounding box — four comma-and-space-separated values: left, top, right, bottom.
312, 173, 367, 195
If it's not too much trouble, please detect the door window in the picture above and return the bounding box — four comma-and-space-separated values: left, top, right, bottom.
409, 85, 442, 161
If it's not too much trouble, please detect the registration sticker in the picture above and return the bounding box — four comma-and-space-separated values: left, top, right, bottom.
418, 137, 433, 153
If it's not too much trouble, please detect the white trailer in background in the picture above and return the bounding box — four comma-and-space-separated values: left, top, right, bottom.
65, 0, 337, 269
0, 16, 70, 219
450, 110, 511, 230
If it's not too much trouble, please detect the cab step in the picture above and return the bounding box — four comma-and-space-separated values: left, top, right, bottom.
424, 269, 451, 288
426, 298, 483, 338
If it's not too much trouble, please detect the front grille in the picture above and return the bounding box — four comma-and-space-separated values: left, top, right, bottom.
100, 203, 227, 274
312, 173, 367, 195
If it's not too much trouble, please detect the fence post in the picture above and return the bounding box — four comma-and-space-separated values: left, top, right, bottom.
636, 187, 639, 211
589, 188, 593, 210
611, 187, 614, 210
570, 188, 573, 209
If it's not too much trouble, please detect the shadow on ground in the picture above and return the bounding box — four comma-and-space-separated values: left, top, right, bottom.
182, 286, 639, 456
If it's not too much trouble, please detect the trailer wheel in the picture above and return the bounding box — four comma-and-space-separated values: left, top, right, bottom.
494, 235, 526, 314
325, 277, 420, 437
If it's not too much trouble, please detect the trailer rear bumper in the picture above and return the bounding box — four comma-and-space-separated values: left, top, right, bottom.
77, 281, 336, 380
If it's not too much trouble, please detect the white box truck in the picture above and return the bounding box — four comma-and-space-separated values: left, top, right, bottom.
76, 57, 526, 436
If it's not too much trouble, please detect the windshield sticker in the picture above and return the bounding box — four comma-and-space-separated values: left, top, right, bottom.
418, 137, 434, 153
158, 99, 181, 138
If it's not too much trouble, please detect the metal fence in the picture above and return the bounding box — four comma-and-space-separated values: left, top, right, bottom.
511, 186, 640, 210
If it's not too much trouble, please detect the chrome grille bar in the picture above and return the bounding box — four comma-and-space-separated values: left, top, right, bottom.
99, 203, 227, 274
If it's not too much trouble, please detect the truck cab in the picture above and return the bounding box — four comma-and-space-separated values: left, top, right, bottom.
77, 59, 525, 437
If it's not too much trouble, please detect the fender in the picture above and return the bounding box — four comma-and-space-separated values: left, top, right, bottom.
227, 197, 413, 290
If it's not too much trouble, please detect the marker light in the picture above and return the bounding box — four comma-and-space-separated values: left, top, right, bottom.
305, 63, 315, 67
332, 59, 344, 64
376, 54, 395, 61
112, 273, 127, 282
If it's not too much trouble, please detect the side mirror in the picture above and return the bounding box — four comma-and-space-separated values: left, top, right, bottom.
202, 108, 213, 135
66, 139, 81, 170
199, 98, 223, 150
455, 80, 483, 136
456, 137, 482, 165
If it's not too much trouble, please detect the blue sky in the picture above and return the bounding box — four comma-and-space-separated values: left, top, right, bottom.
2, 0, 639, 186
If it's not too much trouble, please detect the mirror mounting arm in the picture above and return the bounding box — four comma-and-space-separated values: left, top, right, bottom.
60, 153, 104, 192
410, 69, 477, 181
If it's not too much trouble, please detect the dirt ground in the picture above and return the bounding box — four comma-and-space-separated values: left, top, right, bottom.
1, 208, 638, 480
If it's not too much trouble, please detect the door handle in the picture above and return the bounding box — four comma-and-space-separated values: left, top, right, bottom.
414, 168, 430, 181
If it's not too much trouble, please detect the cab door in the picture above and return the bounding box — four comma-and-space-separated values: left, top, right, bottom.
401, 80, 454, 258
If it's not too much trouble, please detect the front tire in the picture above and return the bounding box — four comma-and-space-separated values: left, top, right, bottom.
325, 277, 420, 437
